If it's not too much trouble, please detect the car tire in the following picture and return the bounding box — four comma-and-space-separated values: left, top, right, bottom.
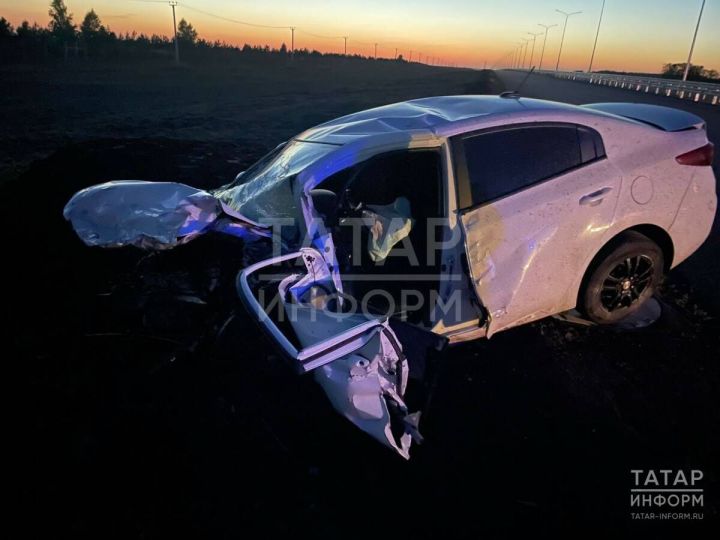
579, 231, 664, 325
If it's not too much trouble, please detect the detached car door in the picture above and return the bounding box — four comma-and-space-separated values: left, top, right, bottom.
452, 123, 621, 335
237, 247, 423, 458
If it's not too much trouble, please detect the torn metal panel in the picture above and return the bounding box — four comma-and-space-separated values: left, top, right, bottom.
313, 331, 416, 459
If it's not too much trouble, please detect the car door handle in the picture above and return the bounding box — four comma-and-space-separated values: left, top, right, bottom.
579, 187, 613, 207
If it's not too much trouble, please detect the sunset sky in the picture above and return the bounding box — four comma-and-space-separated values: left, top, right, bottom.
1, 0, 718, 72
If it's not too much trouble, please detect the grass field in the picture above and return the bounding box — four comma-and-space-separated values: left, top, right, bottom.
0, 57, 502, 173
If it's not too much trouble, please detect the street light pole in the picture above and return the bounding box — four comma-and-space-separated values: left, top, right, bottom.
537, 23, 557, 70
374, 42, 378, 59
682, 0, 706, 81
555, 9, 582, 71
522, 38, 531, 69
588, 0, 606, 73
526, 31, 542, 68
343, 36, 348, 55
169, 1, 179, 65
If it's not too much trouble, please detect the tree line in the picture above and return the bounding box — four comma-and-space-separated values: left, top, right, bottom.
0, 0, 405, 65
661, 63, 718, 84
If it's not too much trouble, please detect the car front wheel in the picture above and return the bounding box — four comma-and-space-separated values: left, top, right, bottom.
579, 231, 664, 325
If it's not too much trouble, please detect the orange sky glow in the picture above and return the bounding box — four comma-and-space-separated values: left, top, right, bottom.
1, 0, 718, 72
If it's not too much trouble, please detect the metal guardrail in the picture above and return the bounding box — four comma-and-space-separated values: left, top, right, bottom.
541, 70, 720, 106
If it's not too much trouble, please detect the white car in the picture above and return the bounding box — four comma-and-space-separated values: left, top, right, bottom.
65, 95, 716, 458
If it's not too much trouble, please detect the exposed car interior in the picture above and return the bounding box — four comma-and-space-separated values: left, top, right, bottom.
316, 149, 444, 323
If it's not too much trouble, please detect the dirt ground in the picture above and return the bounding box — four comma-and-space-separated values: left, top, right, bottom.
4, 59, 719, 538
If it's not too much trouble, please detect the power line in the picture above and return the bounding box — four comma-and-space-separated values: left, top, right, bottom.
296, 29, 345, 40
179, 2, 293, 30
124, 0, 460, 65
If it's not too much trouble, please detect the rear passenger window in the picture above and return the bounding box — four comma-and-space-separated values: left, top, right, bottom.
455, 124, 605, 207
578, 126, 606, 163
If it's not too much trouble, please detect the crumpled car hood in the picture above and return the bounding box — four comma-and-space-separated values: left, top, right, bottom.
64, 180, 271, 249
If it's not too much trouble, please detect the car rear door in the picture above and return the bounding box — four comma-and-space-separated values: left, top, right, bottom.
452, 123, 621, 335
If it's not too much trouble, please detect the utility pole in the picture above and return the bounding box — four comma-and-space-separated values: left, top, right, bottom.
169, 1, 179, 65
394, 47, 398, 59
409, 50, 413, 62
537, 23, 557, 70
343, 36, 348, 55
374, 42, 378, 59
527, 31, 542, 68
555, 9, 582, 71
291, 27, 295, 56
588, 0, 605, 73
682, 0, 706, 81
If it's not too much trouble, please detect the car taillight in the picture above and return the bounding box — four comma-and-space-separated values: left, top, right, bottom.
676, 142, 714, 166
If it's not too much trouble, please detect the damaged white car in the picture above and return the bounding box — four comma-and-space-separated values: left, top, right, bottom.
64, 95, 716, 458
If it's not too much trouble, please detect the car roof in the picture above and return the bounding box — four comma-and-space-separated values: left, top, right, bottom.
294, 95, 606, 145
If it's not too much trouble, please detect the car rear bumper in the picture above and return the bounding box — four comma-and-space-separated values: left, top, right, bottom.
668, 167, 717, 267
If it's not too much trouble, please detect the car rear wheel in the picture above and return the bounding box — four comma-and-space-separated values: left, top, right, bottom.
579, 231, 664, 325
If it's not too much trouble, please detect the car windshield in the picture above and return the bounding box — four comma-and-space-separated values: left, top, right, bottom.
212, 140, 336, 238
